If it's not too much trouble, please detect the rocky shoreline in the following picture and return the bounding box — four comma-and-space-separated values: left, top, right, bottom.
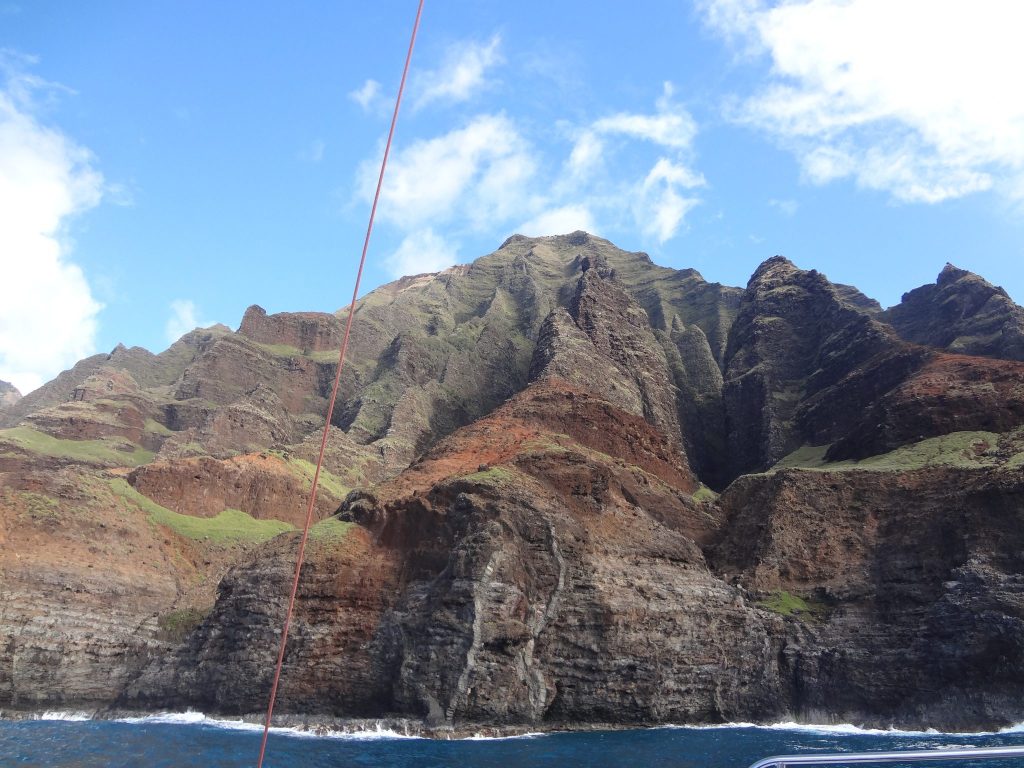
4, 708, 1024, 740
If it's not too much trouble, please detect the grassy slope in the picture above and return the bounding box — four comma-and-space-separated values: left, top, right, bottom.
774, 430, 1014, 473
0, 426, 154, 466
110, 477, 353, 545
110, 478, 294, 543
274, 453, 351, 500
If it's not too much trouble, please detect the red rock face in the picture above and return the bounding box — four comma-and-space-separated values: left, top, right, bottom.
0, 467, 195, 708
374, 380, 698, 504
26, 400, 149, 445
174, 335, 329, 416
127, 453, 340, 526
238, 305, 343, 353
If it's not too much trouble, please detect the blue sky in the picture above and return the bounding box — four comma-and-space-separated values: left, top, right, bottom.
2, 0, 1023, 393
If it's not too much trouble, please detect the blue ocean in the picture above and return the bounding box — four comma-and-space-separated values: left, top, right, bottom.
3, 714, 1024, 768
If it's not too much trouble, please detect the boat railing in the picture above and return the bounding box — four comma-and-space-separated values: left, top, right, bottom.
748, 744, 1024, 767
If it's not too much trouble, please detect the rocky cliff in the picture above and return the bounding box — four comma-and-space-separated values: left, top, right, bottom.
0, 381, 20, 413
882, 263, 1024, 361
2, 232, 1024, 731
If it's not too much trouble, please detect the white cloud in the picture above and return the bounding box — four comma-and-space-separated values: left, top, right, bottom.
0, 57, 103, 395
635, 159, 704, 243
569, 82, 699, 178
644, 155, 706, 190
356, 85, 707, 276
349, 79, 382, 112
363, 113, 537, 231
415, 34, 502, 109
567, 130, 604, 178
703, 0, 1024, 203
164, 299, 215, 343
385, 229, 457, 278
518, 204, 597, 237
562, 83, 704, 241
768, 197, 799, 216
591, 82, 698, 151
358, 114, 542, 280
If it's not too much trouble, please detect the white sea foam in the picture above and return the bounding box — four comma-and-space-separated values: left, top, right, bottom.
663, 721, 1024, 737
35, 711, 92, 722
16, 710, 1024, 741
464, 732, 545, 741
115, 711, 260, 731
289, 723, 423, 741
112, 712, 422, 740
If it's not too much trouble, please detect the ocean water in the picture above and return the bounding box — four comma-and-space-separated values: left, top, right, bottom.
2, 714, 1024, 768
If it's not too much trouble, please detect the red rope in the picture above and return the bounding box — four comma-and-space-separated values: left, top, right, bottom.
255, 2, 425, 764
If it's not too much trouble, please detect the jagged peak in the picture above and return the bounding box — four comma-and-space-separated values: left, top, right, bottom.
934, 262, 1010, 298
748, 255, 798, 284
938, 262, 972, 285
746, 256, 879, 315
108, 342, 155, 359
499, 233, 529, 249
575, 252, 616, 279
241, 304, 267, 324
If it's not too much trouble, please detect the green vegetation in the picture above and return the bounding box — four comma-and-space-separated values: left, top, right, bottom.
175, 441, 208, 457
252, 341, 338, 363
349, 375, 406, 439
309, 517, 354, 541
275, 453, 350, 500
144, 418, 173, 436
692, 485, 718, 503
0, 426, 154, 466
110, 478, 294, 543
774, 444, 832, 469
522, 436, 572, 455
2, 488, 60, 521
55, 401, 123, 426
757, 590, 828, 622
157, 606, 211, 643
460, 465, 518, 484
774, 431, 1003, 473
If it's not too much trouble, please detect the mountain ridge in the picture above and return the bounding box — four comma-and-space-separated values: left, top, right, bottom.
2, 232, 1023, 731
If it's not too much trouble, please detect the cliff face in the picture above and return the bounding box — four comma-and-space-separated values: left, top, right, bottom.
3, 232, 1024, 730
722, 257, 909, 477
127, 381, 786, 726
882, 264, 1024, 361
0, 381, 20, 413
712, 452, 1024, 728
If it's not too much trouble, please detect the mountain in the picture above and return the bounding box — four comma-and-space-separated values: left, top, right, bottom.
2, 232, 1023, 731
0, 380, 20, 414
882, 263, 1024, 361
